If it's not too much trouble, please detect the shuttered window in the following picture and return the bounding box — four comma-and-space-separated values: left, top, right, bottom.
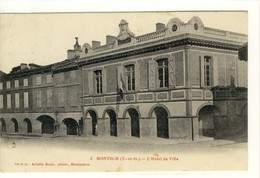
24, 92, 29, 108
36, 91, 42, 107
157, 59, 169, 88
125, 64, 135, 91
95, 70, 102, 94
7, 94, 11, 108
0, 95, 3, 109
15, 93, 20, 108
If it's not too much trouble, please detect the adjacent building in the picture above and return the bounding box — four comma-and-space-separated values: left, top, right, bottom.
0, 16, 248, 141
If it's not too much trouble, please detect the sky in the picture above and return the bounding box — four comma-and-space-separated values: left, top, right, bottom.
0, 12, 247, 73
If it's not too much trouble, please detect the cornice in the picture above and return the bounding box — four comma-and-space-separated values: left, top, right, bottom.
78, 37, 242, 67
2, 34, 245, 79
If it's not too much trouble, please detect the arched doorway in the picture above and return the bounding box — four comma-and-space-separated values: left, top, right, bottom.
126, 108, 140, 137
37, 115, 55, 134
105, 109, 117, 137
198, 105, 219, 137
11, 118, 19, 133
153, 106, 169, 138
87, 110, 98, 136
24, 118, 32, 133
0, 118, 6, 132
63, 118, 79, 135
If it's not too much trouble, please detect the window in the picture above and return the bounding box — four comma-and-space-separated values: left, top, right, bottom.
0, 83, 3, 90
14, 80, 19, 88
36, 91, 42, 107
7, 94, 11, 108
95, 70, 102, 94
24, 92, 29, 108
157, 59, 169, 88
6, 81, 10, 89
47, 89, 53, 107
23, 78, 29, 87
46, 74, 52, 84
0, 95, 3, 109
15, 93, 20, 108
204, 56, 211, 87
36, 76, 42, 85
125, 65, 135, 91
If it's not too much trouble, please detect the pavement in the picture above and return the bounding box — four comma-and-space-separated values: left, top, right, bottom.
0, 133, 248, 172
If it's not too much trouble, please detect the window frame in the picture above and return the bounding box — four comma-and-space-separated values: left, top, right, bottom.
6, 81, 11, 89
23, 78, 29, 87
203, 56, 212, 87
14, 80, 19, 88
24, 92, 29, 108
0, 94, 3, 109
157, 58, 169, 88
36, 75, 42, 85
46, 74, 52, 84
94, 70, 103, 94
15, 93, 20, 108
7, 94, 11, 108
125, 64, 135, 91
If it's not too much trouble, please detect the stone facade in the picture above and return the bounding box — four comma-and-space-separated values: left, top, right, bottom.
0, 16, 248, 141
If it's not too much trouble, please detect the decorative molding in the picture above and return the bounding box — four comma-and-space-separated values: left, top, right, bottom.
137, 93, 154, 102
156, 92, 168, 101
171, 90, 185, 100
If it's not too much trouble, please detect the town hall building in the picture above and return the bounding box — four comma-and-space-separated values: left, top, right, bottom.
0, 16, 248, 141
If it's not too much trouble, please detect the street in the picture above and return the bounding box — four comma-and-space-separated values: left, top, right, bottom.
0, 135, 247, 172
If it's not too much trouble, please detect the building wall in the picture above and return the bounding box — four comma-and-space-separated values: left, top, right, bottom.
0, 16, 248, 140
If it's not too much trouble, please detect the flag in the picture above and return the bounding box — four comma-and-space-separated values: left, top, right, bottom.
119, 73, 125, 100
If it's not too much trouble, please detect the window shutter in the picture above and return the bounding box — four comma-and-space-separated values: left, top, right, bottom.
88, 70, 93, 95
135, 62, 140, 91
200, 56, 204, 87
168, 56, 176, 88
148, 60, 156, 90
103, 68, 106, 94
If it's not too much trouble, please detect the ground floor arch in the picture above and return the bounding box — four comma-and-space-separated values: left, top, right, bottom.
11, 118, 19, 133
86, 110, 98, 136
152, 106, 169, 138
0, 118, 6, 132
62, 118, 79, 135
198, 105, 219, 138
37, 115, 55, 134
23, 118, 32, 133
104, 109, 117, 137
126, 108, 140, 138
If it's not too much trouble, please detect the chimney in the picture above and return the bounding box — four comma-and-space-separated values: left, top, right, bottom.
20, 63, 28, 70
92, 41, 101, 49
74, 37, 81, 51
106, 35, 117, 45
156, 23, 165, 31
